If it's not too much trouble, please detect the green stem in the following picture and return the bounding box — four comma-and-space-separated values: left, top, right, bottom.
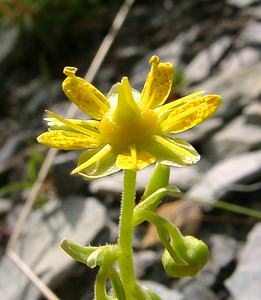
118, 170, 137, 300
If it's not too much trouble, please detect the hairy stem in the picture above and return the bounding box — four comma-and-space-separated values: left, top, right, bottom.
118, 170, 137, 300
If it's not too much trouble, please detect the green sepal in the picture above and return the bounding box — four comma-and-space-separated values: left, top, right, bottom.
162, 235, 209, 277
61, 239, 98, 264
143, 164, 170, 199
61, 239, 120, 269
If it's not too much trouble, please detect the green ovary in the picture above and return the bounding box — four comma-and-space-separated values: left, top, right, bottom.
99, 109, 160, 152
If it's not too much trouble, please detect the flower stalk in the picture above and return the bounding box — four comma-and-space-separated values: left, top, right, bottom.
117, 170, 138, 299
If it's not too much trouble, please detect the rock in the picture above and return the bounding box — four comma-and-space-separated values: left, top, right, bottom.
244, 6, 261, 20
239, 21, 261, 46
52, 152, 86, 196
181, 282, 218, 300
0, 26, 18, 64
25, 81, 61, 116
115, 45, 144, 60
226, 223, 261, 300
131, 26, 200, 89
90, 165, 202, 196
175, 118, 223, 144
243, 101, 261, 125
228, 0, 259, 8
188, 150, 261, 201
47, 101, 87, 120
89, 172, 123, 196
185, 36, 231, 83
0, 131, 33, 165
197, 234, 238, 288
141, 280, 185, 300
191, 63, 261, 119
219, 47, 260, 76
205, 116, 261, 160
134, 250, 159, 278
0, 198, 11, 215
0, 197, 107, 300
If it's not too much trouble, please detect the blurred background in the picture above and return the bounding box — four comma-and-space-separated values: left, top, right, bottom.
0, 0, 261, 299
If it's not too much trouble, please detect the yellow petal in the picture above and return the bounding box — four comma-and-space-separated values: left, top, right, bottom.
46, 111, 101, 140
116, 147, 155, 171
37, 130, 99, 150
78, 147, 119, 179
62, 67, 110, 120
71, 144, 112, 174
149, 135, 200, 167
155, 90, 205, 121
161, 94, 222, 134
140, 55, 174, 109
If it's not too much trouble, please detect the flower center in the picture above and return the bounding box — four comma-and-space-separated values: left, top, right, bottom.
99, 108, 160, 152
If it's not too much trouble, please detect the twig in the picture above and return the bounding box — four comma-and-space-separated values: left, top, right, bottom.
8, 250, 60, 300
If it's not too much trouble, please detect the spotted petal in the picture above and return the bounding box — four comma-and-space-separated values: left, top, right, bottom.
148, 135, 200, 167
77, 146, 119, 179
37, 130, 99, 150
140, 55, 174, 109
161, 95, 222, 134
116, 147, 155, 171
62, 67, 110, 120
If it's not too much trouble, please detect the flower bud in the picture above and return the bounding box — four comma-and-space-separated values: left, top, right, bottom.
162, 235, 209, 277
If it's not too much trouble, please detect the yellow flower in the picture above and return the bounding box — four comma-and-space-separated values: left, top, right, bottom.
37, 55, 222, 179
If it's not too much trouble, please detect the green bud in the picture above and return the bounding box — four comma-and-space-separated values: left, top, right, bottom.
162, 235, 209, 277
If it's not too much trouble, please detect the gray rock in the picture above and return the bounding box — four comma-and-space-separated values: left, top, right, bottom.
185, 36, 231, 83
0, 197, 107, 300
205, 116, 261, 160
226, 223, 261, 300
240, 21, 261, 46
90, 165, 202, 195
52, 152, 85, 196
188, 150, 261, 201
244, 6, 261, 20
228, 0, 259, 7
191, 63, 261, 119
0, 131, 32, 165
182, 283, 218, 300
0, 26, 18, 63
115, 45, 144, 59
0, 198, 11, 215
141, 280, 185, 300
134, 250, 159, 278
219, 47, 260, 76
47, 101, 87, 120
131, 26, 200, 89
197, 234, 238, 287
243, 101, 261, 125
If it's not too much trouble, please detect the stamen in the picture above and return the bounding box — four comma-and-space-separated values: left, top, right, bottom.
46, 111, 101, 140
149, 55, 160, 66
63, 66, 77, 77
